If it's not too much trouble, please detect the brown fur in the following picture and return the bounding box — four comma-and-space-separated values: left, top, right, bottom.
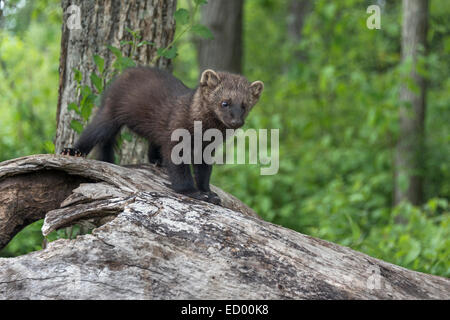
73, 67, 264, 203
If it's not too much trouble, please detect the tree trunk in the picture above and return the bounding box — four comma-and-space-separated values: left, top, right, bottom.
197, 0, 243, 74
287, 0, 312, 43
394, 0, 428, 205
55, 0, 177, 164
1, 154, 449, 299
0, 2, 3, 29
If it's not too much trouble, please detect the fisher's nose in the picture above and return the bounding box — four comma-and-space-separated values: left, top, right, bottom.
230, 119, 244, 128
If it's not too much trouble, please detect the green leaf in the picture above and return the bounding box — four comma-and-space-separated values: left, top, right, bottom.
174, 8, 190, 26
120, 40, 133, 46
93, 54, 105, 74
107, 45, 123, 59
344, 213, 361, 244
191, 24, 214, 39
157, 46, 178, 59
43, 141, 55, 154
404, 239, 421, 265
80, 85, 93, 100
81, 102, 93, 121
68, 102, 80, 114
94, 94, 102, 107
73, 68, 82, 84
137, 41, 154, 47
70, 120, 84, 134
112, 55, 136, 73
121, 132, 133, 142
90, 72, 103, 93
120, 56, 136, 69
157, 48, 165, 56
80, 94, 95, 109
193, 0, 207, 5
126, 28, 141, 40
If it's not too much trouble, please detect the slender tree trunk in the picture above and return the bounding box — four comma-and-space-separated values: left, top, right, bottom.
0, 3, 3, 29
197, 0, 243, 74
394, 0, 428, 205
287, 0, 312, 43
55, 0, 177, 164
286, 0, 312, 67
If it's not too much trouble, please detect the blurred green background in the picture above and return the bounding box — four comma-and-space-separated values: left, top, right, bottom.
0, 0, 449, 277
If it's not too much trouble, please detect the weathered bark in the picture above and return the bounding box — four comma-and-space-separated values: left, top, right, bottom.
0, 155, 449, 299
55, 0, 177, 164
0, 171, 88, 249
197, 0, 243, 74
0, 154, 258, 249
394, 0, 428, 205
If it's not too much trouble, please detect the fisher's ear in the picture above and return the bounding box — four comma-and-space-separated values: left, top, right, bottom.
200, 69, 220, 88
250, 81, 264, 99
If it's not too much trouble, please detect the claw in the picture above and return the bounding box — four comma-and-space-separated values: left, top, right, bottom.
179, 190, 209, 203
60, 147, 85, 157
181, 190, 221, 205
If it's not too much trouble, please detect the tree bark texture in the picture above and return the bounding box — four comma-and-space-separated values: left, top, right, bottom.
55, 0, 177, 164
0, 155, 449, 299
394, 0, 428, 205
197, 0, 243, 74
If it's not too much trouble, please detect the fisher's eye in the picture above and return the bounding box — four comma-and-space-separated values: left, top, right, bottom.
221, 101, 230, 107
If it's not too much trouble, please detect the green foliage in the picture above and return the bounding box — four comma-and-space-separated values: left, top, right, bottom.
0, 219, 86, 257
361, 200, 450, 276
158, 0, 212, 60
174, 8, 190, 26
0, 1, 60, 161
191, 24, 214, 39
0, 220, 45, 257
68, 70, 98, 132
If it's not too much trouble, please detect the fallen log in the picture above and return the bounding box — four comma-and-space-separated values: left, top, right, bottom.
0, 155, 448, 299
